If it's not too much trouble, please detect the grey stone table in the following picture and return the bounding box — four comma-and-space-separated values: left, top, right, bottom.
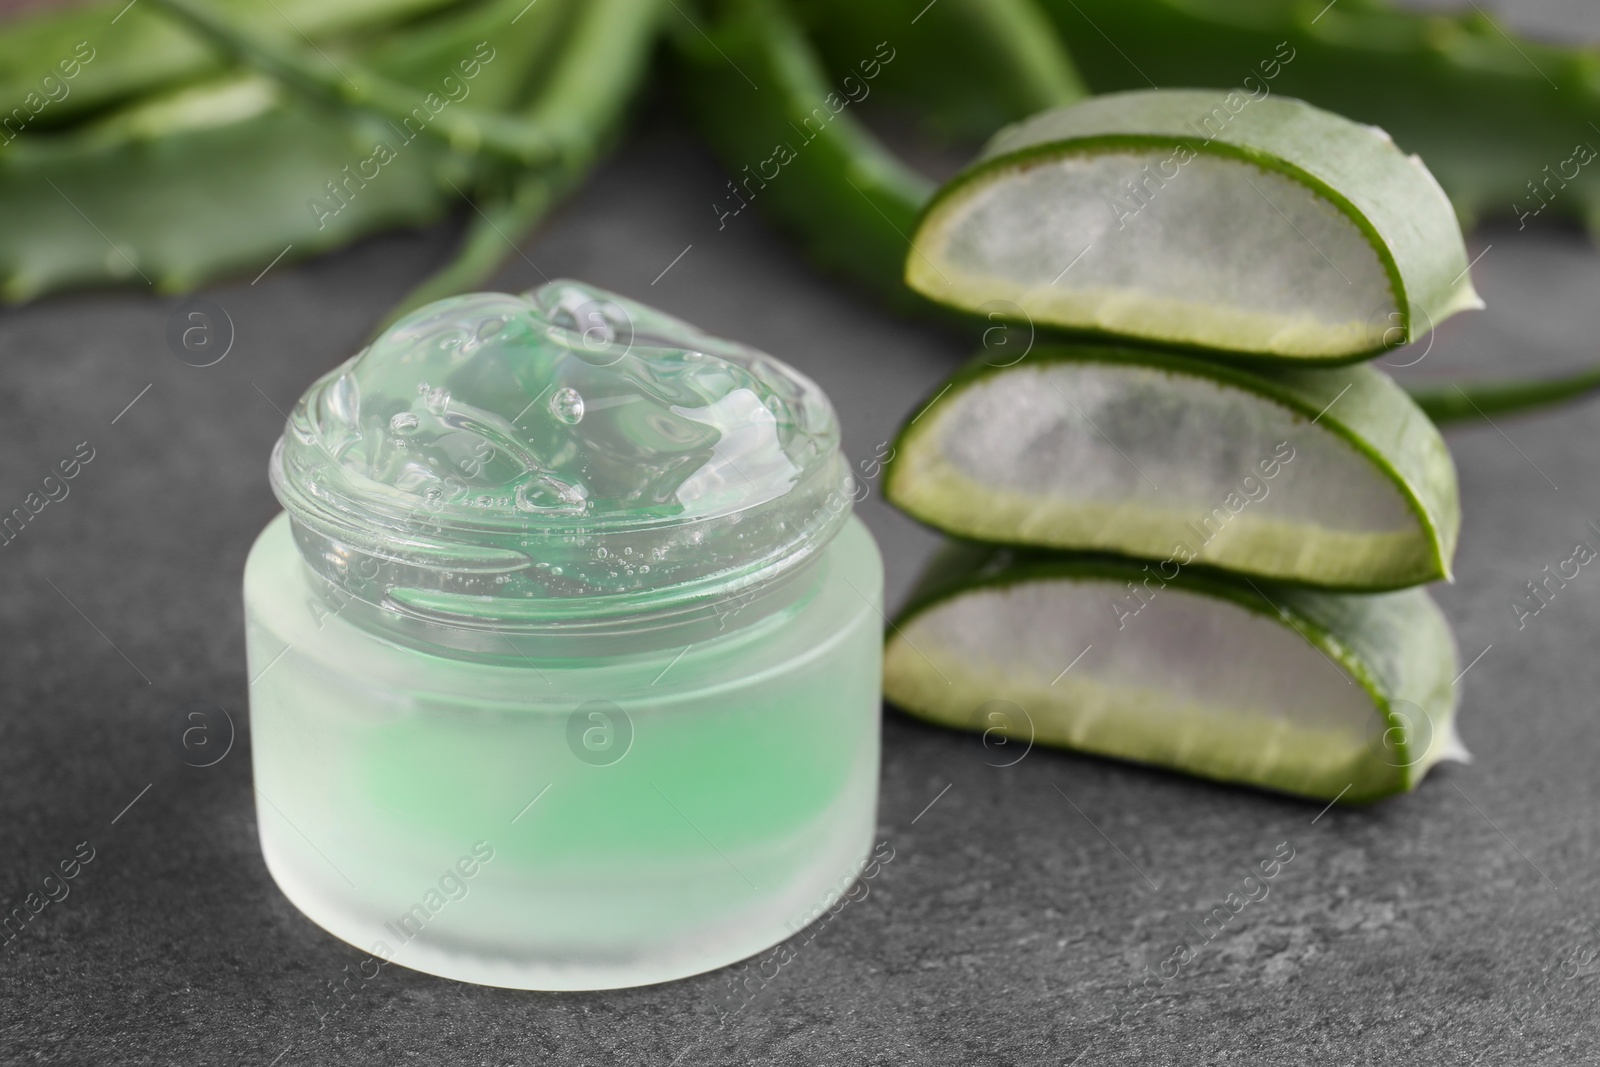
4, 29, 1600, 1067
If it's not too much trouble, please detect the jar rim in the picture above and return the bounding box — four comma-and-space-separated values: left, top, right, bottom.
268, 283, 855, 646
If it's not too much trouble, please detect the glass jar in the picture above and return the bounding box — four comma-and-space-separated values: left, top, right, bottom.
242, 282, 883, 990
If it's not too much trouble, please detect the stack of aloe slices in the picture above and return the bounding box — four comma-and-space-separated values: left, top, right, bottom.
883, 90, 1478, 805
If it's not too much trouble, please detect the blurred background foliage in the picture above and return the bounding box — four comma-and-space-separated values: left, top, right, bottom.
0, 0, 1596, 329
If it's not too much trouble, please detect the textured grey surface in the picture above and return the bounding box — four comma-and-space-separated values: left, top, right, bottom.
4, 33, 1600, 1067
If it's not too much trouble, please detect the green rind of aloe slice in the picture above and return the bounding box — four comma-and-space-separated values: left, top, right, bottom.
906, 89, 1481, 362
885, 542, 1464, 804
886, 344, 1459, 590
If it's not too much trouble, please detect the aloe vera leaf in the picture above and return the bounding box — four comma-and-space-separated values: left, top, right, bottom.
886, 343, 1458, 590
0, 0, 572, 300
670, 0, 934, 305
677, 9, 1598, 422
356, 0, 574, 105
1406, 364, 1600, 425
519, 0, 663, 172
146, 0, 562, 165
884, 540, 1464, 804
376, 0, 666, 326
0, 79, 462, 299
676, 6, 1599, 421
789, 0, 1084, 142
1036, 0, 1600, 236
905, 90, 1481, 362
0, 0, 469, 131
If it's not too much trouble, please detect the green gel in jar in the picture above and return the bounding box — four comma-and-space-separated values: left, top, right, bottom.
243, 282, 884, 990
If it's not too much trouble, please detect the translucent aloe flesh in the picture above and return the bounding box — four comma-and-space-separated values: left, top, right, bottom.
673, 15, 1598, 425
887, 346, 1459, 590
906, 90, 1481, 361
884, 543, 1465, 804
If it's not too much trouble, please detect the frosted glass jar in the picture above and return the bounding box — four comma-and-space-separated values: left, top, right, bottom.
242, 283, 883, 990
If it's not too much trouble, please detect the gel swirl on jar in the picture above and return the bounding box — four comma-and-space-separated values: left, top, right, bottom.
270, 281, 850, 652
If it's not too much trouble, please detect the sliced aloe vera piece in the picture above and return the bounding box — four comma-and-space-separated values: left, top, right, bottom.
886, 345, 1458, 590
885, 543, 1465, 804
906, 89, 1482, 362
